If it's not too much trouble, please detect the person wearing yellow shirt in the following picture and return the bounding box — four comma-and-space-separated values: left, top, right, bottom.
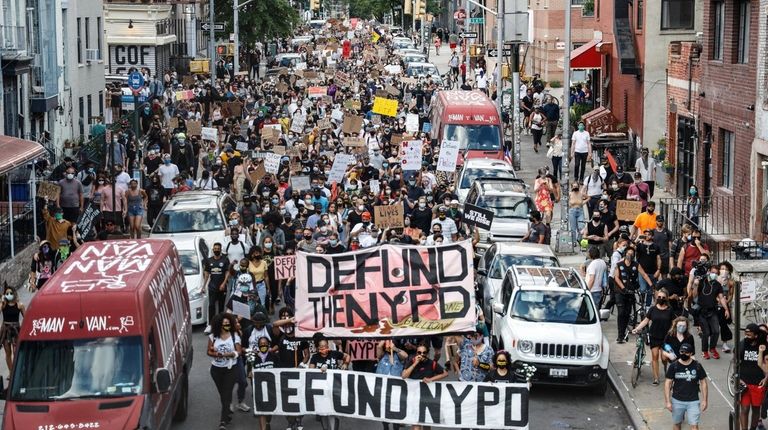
632, 201, 657, 239
248, 246, 269, 307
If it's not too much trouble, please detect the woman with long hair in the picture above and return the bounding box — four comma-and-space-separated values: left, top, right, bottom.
484, 350, 516, 383
0, 283, 24, 373
662, 316, 696, 365
533, 167, 554, 223
632, 288, 675, 385
125, 179, 148, 239
207, 313, 241, 430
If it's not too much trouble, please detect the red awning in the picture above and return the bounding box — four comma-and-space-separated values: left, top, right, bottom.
0, 136, 46, 176
570, 39, 601, 69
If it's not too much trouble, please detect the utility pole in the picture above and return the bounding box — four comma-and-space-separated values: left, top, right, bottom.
496, 0, 503, 112
233, 0, 255, 76
559, 0, 573, 246
464, 0, 470, 81
209, 0, 216, 79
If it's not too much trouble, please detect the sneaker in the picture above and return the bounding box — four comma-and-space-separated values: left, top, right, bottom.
616, 337, 626, 344
711, 348, 720, 359
229, 404, 234, 413
236, 402, 251, 412
702, 351, 710, 360
723, 342, 732, 353
204, 325, 212, 335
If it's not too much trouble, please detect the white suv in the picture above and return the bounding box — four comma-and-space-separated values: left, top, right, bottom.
491, 266, 610, 394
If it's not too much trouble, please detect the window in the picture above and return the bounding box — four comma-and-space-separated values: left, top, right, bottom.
76, 17, 82, 63
86, 94, 92, 131
737, 1, 750, 63
661, 0, 694, 29
722, 129, 735, 189
84, 17, 89, 49
62, 9, 68, 86
712, 1, 724, 60
98, 90, 103, 117
636, 0, 644, 29
78, 97, 84, 136
96, 17, 102, 55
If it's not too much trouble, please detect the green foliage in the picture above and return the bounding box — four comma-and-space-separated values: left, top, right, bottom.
582, 0, 594, 16
216, 0, 301, 44
570, 102, 592, 125
549, 80, 562, 88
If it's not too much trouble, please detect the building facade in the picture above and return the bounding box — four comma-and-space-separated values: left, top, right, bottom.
755, 0, 768, 237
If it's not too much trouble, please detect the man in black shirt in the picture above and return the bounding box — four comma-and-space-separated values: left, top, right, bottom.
664, 343, 708, 429
636, 230, 661, 306
657, 268, 687, 316
401, 343, 449, 384
652, 215, 673, 275
598, 200, 620, 256
203, 242, 230, 334
738, 324, 768, 430
522, 210, 547, 244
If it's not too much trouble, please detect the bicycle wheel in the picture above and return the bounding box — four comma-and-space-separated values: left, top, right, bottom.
630, 345, 643, 388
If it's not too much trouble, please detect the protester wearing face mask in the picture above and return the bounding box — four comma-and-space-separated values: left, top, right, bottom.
627, 171, 651, 210
663, 343, 708, 430
614, 247, 653, 343
678, 228, 710, 274
0, 283, 23, 373
662, 317, 696, 364
248, 336, 278, 430
656, 267, 688, 317
202, 243, 231, 335
632, 201, 658, 240
632, 288, 675, 385
686, 185, 702, 227
452, 327, 493, 382
737, 324, 768, 430
41, 204, 73, 252
207, 313, 241, 429
157, 155, 180, 196
483, 350, 516, 384
716, 261, 735, 352
570, 122, 591, 182
29, 240, 56, 292
57, 167, 84, 223
690, 263, 730, 359
607, 165, 633, 200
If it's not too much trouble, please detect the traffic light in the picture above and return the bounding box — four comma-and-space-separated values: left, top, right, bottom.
414, 0, 423, 18
310, 0, 319, 11
418, 0, 426, 17
404, 0, 412, 15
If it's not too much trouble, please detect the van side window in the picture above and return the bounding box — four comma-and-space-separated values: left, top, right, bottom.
501, 276, 513, 307
484, 246, 496, 271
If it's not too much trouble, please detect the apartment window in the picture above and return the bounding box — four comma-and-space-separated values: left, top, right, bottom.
712, 1, 724, 60
62, 9, 68, 86
87, 94, 92, 133
722, 130, 735, 189
96, 17, 102, 55
85, 17, 90, 49
661, 0, 694, 29
98, 90, 103, 118
636, 0, 643, 29
76, 17, 82, 63
736, 1, 750, 63
78, 96, 84, 136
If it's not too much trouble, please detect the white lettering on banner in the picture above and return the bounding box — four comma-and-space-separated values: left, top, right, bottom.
251, 369, 529, 429
63, 242, 155, 289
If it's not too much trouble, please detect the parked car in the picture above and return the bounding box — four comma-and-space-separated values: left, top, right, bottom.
464, 177, 532, 255
175, 236, 210, 326
406, 62, 441, 81
149, 191, 237, 255
476, 242, 559, 323
491, 266, 611, 394
456, 158, 516, 203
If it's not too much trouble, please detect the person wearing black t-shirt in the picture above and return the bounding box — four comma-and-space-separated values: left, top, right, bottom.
633, 288, 674, 385
657, 268, 688, 317
203, 243, 231, 334
738, 324, 768, 430
581, 210, 608, 252
614, 248, 652, 343
662, 316, 696, 365
636, 231, 661, 307
598, 201, 619, 256
309, 338, 350, 430
484, 351, 517, 383
691, 266, 729, 359
401, 343, 448, 430
249, 336, 279, 430
664, 343, 708, 429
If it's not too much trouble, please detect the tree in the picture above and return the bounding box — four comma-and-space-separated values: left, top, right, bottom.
216, 0, 301, 45
347, 0, 400, 21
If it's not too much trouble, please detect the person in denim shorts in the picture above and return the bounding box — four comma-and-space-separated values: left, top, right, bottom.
664, 343, 708, 430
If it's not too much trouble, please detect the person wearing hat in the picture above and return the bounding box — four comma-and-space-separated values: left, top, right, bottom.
738, 324, 768, 429
632, 201, 658, 240
664, 342, 708, 429
431, 206, 458, 243
627, 171, 651, 210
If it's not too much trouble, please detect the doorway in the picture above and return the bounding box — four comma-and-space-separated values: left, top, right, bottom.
676, 116, 696, 197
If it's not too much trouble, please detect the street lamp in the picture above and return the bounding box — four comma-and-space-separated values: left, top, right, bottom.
233, 0, 256, 76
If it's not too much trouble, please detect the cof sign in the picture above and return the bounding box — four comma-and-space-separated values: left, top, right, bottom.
111, 45, 155, 76
463, 203, 494, 231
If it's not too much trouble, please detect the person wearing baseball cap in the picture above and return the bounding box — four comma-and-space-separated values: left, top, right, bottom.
431, 205, 458, 243
738, 324, 768, 429
664, 342, 708, 429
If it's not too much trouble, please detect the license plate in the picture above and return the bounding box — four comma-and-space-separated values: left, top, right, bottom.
549, 368, 568, 378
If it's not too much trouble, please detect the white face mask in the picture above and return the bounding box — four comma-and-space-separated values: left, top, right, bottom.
4, 294, 12, 301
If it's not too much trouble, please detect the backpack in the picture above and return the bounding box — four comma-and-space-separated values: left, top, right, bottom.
225, 240, 247, 258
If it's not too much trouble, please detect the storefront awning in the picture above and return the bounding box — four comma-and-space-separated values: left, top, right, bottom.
0, 136, 46, 176
570, 39, 601, 69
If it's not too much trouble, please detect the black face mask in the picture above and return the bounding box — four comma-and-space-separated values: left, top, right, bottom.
678, 353, 690, 361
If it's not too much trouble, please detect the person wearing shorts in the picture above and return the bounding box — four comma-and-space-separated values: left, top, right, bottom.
739, 324, 768, 430
125, 179, 147, 239
665, 343, 707, 430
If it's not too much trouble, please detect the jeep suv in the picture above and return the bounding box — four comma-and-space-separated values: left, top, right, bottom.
464, 177, 531, 255
491, 266, 610, 394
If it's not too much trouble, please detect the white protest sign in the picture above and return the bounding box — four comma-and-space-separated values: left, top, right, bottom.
201, 127, 218, 142
263, 153, 283, 174
369, 179, 380, 194
331, 109, 345, 122
437, 139, 461, 172
328, 156, 353, 183
400, 140, 422, 171
405, 114, 420, 133
290, 175, 311, 192
290, 114, 306, 133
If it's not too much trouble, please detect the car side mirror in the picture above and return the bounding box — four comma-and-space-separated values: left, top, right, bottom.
492, 301, 505, 316
599, 309, 611, 322
154, 368, 172, 393
477, 269, 487, 277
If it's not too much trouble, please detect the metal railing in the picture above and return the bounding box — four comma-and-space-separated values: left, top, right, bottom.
658, 194, 750, 239
0, 206, 35, 263
0, 25, 27, 54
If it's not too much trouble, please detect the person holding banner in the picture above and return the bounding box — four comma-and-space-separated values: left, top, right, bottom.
207, 313, 242, 430
247, 336, 279, 430
309, 337, 351, 430
402, 343, 449, 430
453, 327, 494, 383
484, 350, 517, 383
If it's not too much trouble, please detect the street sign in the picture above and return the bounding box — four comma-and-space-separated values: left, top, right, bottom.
200, 22, 225, 32
469, 17, 485, 24
127, 71, 144, 95
454, 9, 467, 20
486, 47, 514, 57
458, 31, 478, 39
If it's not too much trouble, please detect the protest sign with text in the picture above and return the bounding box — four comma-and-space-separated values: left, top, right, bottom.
274, 255, 296, 280
251, 369, 529, 429
374, 205, 405, 229
295, 241, 476, 338
436, 139, 460, 172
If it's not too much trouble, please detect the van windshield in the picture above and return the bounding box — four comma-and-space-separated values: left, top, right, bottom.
152, 208, 224, 233
460, 168, 515, 189
444, 124, 501, 151
511, 291, 596, 324
480, 196, 530, 218
11, 336, 144, 401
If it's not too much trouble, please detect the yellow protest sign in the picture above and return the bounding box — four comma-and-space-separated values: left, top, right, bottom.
372, 97, 398, 117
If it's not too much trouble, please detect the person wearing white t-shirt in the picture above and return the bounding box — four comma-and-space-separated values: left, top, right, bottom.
585, 246, 607, 307
207, 313, 241, 427
634, 147, 658, 197
570, 122, 592, 183
157, 155, 180, 196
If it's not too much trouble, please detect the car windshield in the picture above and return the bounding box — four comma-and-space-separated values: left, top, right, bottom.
480, 196, 530, 218
179, 250, 200, 275
407, 66, 439, 77
490, 255, 558, 278
460, 168, 515, 189
444, 124, 501, 151
152, 207, 224, 233
11, 336, 144, 401
510, 291, 596, 324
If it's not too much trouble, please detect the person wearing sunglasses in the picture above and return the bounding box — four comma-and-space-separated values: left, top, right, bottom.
207, 313, 242, 430
632, 288, 675, 385
401, 343, 448, 430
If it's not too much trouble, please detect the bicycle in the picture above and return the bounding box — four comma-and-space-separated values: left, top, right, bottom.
631, 328, 648, 388
725, 358, 746, 397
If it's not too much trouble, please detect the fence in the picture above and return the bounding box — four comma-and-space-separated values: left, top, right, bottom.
0, 205, 36, 263
74, 105, 146, 168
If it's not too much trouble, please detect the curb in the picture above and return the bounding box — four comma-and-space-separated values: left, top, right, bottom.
607, 360, 648, 430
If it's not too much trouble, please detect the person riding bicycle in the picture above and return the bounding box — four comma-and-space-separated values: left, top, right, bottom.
614, 246, 653, 343
632, 288, 675, 385
738, 324, 768, 430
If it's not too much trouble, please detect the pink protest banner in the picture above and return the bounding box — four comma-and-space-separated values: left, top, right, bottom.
345, 340, 378, 361
295, 241, 476, 338
274, 255, 296, 280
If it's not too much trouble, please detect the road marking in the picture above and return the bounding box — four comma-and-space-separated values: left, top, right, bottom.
707, 377, 735, 411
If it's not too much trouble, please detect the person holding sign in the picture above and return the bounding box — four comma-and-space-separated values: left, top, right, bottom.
453, 327, 494, 382
402, 343, 449, 430
309, 336, 351, 430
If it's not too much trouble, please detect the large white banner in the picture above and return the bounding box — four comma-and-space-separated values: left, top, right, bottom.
251, 369, 529, 429
295, 241, 476, 338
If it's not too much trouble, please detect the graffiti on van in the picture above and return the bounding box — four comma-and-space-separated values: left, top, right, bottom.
62, 241, 155, 279
59, 272, 141, 293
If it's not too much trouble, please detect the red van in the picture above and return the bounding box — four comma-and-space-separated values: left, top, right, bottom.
429, 90, 504, 165
4, 239, 192, 430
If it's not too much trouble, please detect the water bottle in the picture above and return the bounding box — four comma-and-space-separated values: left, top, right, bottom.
664, 344, 676, 361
